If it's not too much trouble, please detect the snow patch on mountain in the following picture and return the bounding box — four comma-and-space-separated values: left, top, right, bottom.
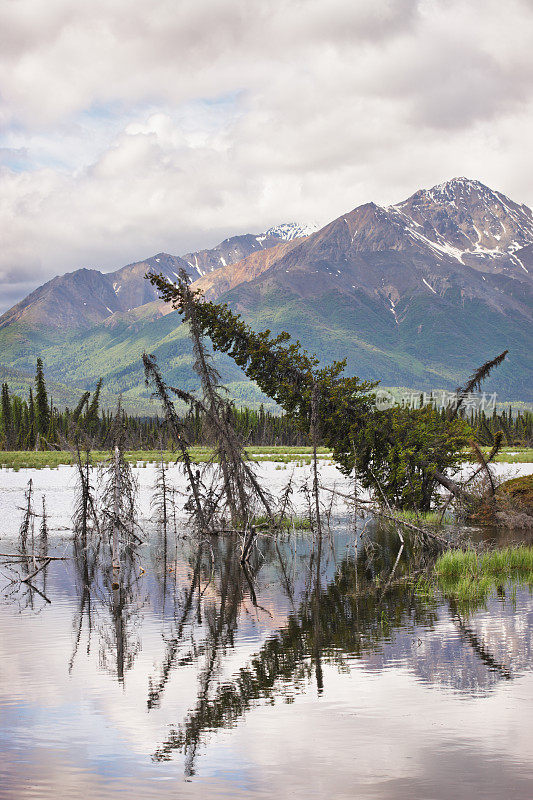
263, 222, 319, 241
389, 177, 533, 271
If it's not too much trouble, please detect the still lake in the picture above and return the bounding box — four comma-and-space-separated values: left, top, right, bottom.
1, 464, 532, 799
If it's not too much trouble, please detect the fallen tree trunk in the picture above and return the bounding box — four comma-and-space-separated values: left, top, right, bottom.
20, 557, 52, 583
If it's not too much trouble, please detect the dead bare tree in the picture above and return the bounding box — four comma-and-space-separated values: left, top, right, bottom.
180, 271, 244, 526
178, 270, 275, 534
39, 496, 49, 559
73, 444, 100, 546
151, 446, 179, 586
6, 481, 55, 595
18, 479, 34, 559
469, 440, 496, 496
152, 447, 172, 532
100, 399, 140, 573
144, 276, 276, 551
310, 381, 322, 538
143, 351, 211, 535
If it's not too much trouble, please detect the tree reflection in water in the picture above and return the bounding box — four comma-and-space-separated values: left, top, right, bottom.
70, 539, 144, 682
7, 518, 526, 779
151, 533, 443, 772
147, 525, 529, 775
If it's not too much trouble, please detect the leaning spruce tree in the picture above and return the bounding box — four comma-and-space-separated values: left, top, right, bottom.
146, 270, 508, 512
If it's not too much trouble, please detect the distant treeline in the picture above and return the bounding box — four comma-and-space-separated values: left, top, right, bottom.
467, 405, 532, 446
0, 360, 531, 451
0, 361, 308, 450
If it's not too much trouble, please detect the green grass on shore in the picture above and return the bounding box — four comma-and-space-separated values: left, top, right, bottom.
253, 514, 313, 530
392, 509, 444, 525
435, 546, 533, 607
0, 447, 333, 470
463, 447, 533, 463
0, 445, 531, 470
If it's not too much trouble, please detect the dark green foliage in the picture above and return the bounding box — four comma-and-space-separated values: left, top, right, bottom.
0, 370, 529, 457
470, 405, 533, 446
72, 391, 90, 425
35, 358, 50, 437
1, 382, 13, 447
1, 349, 528, 520
453, 350, 508, 417
27, 388, 36, 449
0, 374, 315, 451
348, 405, 471, 510
85, 379, 102, 437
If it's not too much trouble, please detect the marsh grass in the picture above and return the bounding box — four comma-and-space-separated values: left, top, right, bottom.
462, 447, 533, 464
393, 509, 445, 526
0, 447, 334, 470
253, 514, 313, 531
435, 546, 533, 608
413, 577, 436, 598
4, 445, 532, 470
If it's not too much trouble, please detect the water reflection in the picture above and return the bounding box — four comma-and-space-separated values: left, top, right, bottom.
0, 521, 532, 798
151, 535, 531, 772
68, 539, 145, 682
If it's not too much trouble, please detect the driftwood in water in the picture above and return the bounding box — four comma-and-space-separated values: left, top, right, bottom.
0, 553, 69, 560
20, 557, 52, 584
319, 483, 448, 548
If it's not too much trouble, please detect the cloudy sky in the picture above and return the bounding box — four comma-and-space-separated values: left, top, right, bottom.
1, 0, 532, 312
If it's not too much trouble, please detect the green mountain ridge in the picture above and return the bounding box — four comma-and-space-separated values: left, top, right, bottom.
1, 177, 532, 409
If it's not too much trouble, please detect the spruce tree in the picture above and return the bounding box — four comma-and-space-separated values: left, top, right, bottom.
12, 397, 23, 448
1, 383, 12, 448
28, 387, 36, 448
86, 379, 102, 438
35, 358, 50, 436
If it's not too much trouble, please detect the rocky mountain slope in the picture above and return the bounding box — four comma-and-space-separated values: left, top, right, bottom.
0, 225, 311, 331
0, 179, 531, 408
188, 178, 532, 401
196, 178, 532, 308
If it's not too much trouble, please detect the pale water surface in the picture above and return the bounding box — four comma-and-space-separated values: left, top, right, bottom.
1, 466, 532, 799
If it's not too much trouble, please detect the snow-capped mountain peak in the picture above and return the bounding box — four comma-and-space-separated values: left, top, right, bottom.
262, 222, 319, 241
390, 177, 533, 274
425, 176, 492, 201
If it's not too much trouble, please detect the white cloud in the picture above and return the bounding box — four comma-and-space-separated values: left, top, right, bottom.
0, 0, 532, 311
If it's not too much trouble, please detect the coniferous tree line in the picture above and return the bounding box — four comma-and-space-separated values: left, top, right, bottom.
400, 392, 533, 447
465, 405, 532, 446
1, 360, 531, 452
0, 361, 313, 450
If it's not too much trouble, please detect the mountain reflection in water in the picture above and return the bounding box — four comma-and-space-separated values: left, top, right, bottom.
1, 522, 532, 800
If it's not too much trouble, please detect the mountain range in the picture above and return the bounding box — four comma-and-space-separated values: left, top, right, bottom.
1, 178, 531, 410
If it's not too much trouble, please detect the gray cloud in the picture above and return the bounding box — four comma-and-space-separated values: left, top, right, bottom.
0, 0, 531, 313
